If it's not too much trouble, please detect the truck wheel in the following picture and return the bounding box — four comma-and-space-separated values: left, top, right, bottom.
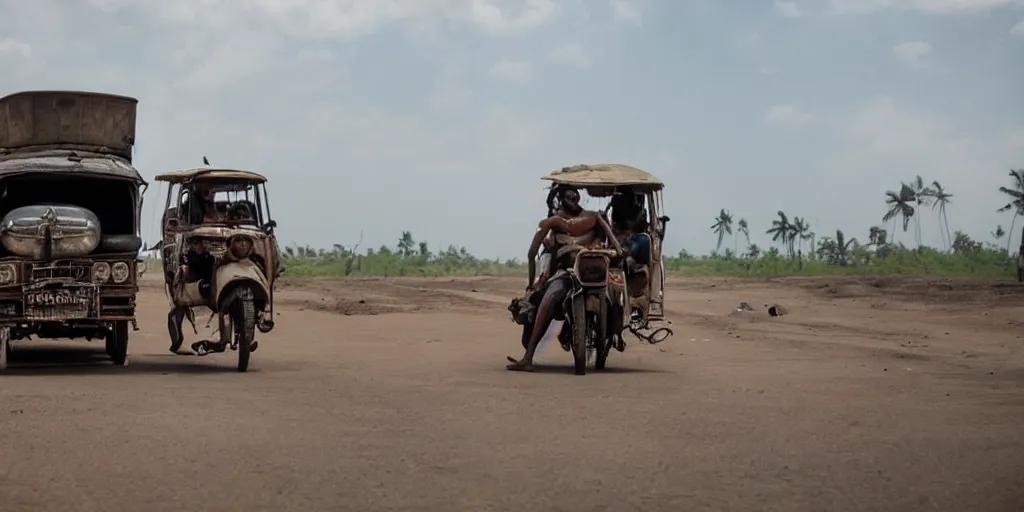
0, 327, 10, 370
107, 321, 129, 366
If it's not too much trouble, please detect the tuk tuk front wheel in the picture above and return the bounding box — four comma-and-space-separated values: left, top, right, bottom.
232, 287, 257, 373
107, 320, 129, 366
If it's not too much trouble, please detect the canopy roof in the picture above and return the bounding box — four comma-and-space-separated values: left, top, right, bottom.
542, 164, 663, 190
154, 167, 267, 183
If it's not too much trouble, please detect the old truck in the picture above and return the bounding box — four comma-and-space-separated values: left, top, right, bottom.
0, 90, 147, 369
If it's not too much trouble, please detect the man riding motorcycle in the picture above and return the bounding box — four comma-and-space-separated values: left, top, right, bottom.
506, 186, 624, 372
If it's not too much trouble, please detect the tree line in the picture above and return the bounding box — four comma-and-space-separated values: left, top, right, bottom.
707, 170, 1024, 265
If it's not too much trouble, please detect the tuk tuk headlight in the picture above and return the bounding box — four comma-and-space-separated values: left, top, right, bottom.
111, 262, 130, 283
0, 263, 15, 286
229, 236, 254, 259
92, 262, 111, 283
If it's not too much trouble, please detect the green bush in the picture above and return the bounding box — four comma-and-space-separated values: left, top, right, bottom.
268, 229, 1017, 280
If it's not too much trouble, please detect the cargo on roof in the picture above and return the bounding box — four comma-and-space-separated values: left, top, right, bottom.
0, 90, 138, 162
154, 167, 268, 183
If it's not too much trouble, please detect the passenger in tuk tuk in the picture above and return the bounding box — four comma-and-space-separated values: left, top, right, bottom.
609, 187, 651, 272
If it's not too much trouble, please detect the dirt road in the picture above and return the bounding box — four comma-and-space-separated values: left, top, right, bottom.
1, 275, 1023, 511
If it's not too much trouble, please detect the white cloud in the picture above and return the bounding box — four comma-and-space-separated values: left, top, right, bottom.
1011, 19, 1024, 36
774, 1, 803, 18
764, 105, 816, 128
84, 0, 563, 38
830, 0, 1024, 14
489, 59, 534, 83
893, 41, 934, 70
610, 0, 642, 24
546, 42, 590, 68
0, 37, 31, 58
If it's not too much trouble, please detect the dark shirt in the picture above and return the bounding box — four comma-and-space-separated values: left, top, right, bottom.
182, 199, 209, 225
182, 249, 214, 282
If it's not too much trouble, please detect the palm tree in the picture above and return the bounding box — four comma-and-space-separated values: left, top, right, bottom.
791, 217, 811, 258
909, 175, 933, 246
737, 218, 750, 250
817, 229, 858, 266
868, 226, 888, 247
997, 169, 1024, 254
766, 211, 792, 257
992, 225, 1006, 241
930, 181, 953, 250
883, 184, 916, 242
711, 209, 734, 253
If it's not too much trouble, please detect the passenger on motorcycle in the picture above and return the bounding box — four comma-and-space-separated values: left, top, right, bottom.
609, 187, 651, 271
506, 186, 624, 372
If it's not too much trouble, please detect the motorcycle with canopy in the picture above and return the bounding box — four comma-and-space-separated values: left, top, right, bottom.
154, 166, 282, 372
508, 164, 672, 375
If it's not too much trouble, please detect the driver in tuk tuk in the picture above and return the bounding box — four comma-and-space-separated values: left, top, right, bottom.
182, 185, 217, 225
506, 185, 624, 372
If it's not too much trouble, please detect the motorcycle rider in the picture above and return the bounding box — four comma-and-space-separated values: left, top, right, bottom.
506, 185, 624, 372
167, 237, 215, 354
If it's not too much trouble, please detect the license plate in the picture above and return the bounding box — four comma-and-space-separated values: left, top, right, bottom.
23, 288, 93, 320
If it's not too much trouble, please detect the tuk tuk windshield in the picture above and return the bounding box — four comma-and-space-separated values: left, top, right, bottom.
178, 179, 265, 227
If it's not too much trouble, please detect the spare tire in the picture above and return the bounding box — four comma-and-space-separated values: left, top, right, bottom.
97, 234, 143, 254
1, 204, 101, 259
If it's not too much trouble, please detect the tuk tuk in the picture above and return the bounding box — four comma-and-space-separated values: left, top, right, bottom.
0, 90, 147, 369
508, 163, 672, 375
154, 166, 281, 372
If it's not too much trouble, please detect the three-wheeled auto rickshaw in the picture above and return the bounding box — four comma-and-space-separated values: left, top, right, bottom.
0, 90, 147, 369
509, 163, 672, 375
154, 167, 281, 372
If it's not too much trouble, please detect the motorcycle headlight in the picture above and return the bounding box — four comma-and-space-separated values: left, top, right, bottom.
0, 263, 15, 286
111, 262, 130, 283
229, 236, 254, 259
92, 262, 111, 283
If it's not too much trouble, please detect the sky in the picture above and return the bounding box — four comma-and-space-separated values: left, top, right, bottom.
0, 0, 1022, 260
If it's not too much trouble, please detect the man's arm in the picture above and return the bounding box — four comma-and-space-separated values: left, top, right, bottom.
527, 219, 554, 289
596, 215, 624, 253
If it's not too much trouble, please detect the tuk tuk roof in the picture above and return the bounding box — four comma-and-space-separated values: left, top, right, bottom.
0, 150, 146, 184
542, 164, 664, 191
154, 167, 268, 184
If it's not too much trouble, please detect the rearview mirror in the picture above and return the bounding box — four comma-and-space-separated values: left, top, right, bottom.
262, 220, 277, 233
655, 216, 670, 240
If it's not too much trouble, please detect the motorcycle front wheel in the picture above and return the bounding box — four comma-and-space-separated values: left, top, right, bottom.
231, 287, 257, 372
571, 294, 587, 375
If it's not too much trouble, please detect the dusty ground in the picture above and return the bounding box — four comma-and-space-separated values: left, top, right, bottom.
1, 274, 1023, 511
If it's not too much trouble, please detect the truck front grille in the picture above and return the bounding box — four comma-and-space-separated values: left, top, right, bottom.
31, 260, 92, 282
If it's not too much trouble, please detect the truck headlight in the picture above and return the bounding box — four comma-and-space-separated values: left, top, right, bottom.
0, 263, 15, 286
111, 262, 130, 283
92, 262, 111, 283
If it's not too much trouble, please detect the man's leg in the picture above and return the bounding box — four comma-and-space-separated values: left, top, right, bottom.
507, 278, 569, 371
167, 307, 186, 353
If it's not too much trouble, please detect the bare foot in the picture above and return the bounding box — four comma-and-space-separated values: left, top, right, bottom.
505, 356, 535, 372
